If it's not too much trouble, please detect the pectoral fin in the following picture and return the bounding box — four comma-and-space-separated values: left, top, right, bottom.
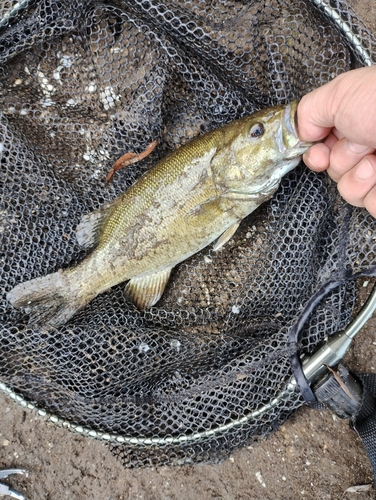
212, 222, 240, 251
124, 268, 172, 309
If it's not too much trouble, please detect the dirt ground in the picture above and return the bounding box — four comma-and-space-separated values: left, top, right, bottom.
1, 1, 376, 499
1, 315, 376, 500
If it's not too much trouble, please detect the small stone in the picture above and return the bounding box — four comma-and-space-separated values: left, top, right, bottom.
255, 471, 266, 488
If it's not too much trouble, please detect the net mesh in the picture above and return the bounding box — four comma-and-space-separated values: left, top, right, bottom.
0, 0, 376, 467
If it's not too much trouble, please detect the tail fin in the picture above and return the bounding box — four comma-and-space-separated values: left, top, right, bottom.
7, 270, 84, 329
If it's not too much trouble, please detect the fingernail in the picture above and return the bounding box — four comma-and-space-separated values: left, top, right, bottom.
347, 140, 372, 154
355, 158, 376, 180
303, 150, 316, 170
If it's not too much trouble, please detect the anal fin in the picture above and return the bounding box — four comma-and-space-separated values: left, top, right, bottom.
124, 268, 172, 309
212, 222, 240, 251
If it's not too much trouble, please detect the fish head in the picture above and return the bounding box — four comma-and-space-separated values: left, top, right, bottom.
215, 100, 312, 197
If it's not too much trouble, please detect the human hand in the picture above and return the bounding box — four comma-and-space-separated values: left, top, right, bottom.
297, 66, 376, 217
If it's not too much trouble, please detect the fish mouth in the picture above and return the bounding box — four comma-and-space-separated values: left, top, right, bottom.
277, 100, 312, 157
283, 99, 299, 137
259, 101, 313, 194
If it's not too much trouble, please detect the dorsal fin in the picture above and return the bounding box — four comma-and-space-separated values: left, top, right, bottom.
75, 202, 115, 249
124, 268, 172, 309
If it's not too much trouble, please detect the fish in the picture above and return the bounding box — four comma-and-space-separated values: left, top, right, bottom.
7, 100, 311, 328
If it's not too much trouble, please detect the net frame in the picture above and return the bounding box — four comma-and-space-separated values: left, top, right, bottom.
0, 0, 375, 467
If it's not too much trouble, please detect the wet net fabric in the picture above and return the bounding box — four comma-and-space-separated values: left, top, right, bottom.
1, 0, 376, 467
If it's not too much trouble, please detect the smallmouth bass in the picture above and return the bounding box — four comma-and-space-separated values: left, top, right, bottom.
8, 100, 311, 328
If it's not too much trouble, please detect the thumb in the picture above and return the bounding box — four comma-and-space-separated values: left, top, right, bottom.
297, 67, 376, 147
297, 85, 336, 142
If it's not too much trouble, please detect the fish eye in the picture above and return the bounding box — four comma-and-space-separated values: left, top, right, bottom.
250, 122, 265, 138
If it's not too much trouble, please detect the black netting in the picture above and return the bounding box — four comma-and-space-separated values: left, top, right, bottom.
0, 0, 375, 467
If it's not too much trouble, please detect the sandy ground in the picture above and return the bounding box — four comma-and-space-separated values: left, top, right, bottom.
1, 1, 376, 499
